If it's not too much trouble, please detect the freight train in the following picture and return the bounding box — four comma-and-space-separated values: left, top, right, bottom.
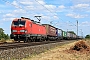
10, 17, 78, 42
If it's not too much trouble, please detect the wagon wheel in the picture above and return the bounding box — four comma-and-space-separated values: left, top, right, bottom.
39, 38, 42, 42
24, 37, 28, 43
14, 38, 20, 42
18, 39, 20, 42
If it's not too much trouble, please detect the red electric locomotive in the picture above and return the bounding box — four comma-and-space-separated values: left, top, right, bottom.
10, 17, 46, 42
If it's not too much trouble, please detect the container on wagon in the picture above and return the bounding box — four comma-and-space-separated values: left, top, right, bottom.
56, 28, 63, 39
67, 32, 71, 39
56, 28, 63, 37
70, 33, 73, 38
62, 31, 67, 39
67, 32, 71, 38
42, 24, 57, 36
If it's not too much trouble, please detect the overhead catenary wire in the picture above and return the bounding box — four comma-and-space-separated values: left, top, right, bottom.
35, 0, 79, 27
2, 0, 64, 22
34, 0, 78, 29
1, 0, 22, 9
34, 0, 63, 21
2, 0, 77, 29
1, 0, 36, 16
35, 0, 55, 15
7, 0, 77, 27
34, 0, 79, 31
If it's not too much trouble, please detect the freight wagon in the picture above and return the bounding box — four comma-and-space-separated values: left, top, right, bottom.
56, 28, 63, 40
67, 32, 71, 39
66, 32, 77, 40
42, 24, 57, 40
62, 31, 67, 39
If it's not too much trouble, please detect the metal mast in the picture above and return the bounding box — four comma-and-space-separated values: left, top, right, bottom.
77, 20, 78, 39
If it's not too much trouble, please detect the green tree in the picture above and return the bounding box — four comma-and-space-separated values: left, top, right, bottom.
4, 34, 10, 39
0, 28, 10, 40
0, 28, 4, 39
85, 35, 90, 38
67, 31, 76, 35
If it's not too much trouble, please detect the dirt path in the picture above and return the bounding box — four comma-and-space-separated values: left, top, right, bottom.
23, 39, 90, 60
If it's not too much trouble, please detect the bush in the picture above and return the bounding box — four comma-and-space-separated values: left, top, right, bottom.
0, 28, 10, 40
85, 35, 90, 39
0, 38, 6, 43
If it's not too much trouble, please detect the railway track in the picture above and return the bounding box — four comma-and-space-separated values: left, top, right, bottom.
0, 40, 77, 60
0, 40, 60, 50
0, 40, 74, 50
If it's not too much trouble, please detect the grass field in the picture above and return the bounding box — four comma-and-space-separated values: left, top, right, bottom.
0, 39, 14, 43
22, 39, 90, 60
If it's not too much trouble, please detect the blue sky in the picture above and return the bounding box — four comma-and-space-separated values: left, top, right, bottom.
0, 0, 90, 37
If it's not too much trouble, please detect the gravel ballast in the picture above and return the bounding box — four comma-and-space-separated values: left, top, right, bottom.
0, 41, 75, 60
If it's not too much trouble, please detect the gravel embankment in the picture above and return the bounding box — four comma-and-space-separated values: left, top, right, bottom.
0, 40, 75, 60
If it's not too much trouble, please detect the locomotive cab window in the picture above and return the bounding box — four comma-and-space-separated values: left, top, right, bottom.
12, 21, 26, 26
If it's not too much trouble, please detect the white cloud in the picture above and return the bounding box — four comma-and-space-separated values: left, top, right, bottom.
53, 16, 59, 20
20, 1, 34, 5
18, 0, 65, 14
70, 3, 90, 12
3, 13, 16, 21
45, 5, 56, 9
6, 14, 13, 16
44, 5, 56, 12
71, 4, 89, 9
12, 1, 21, 8
25, 6, 35, 10
66, 13, 88, 18
79, 21, 90, 26
58, 5, 65, 9
3, 13, 15, 17
56, 5, 66, 12
3, 17, 15, 21
13, 9, 26, 14
12, 1, 18, 6
42, 15, 51, 21
11, 0, 60, 21
72, 0, 90, 4
16, 0, 58, 14
38, 0, 45, 5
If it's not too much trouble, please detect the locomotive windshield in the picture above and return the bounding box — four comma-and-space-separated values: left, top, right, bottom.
12, 21, 25, 26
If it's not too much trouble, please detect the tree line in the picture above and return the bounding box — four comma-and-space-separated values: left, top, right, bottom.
85, 35, 90, 39
0, 28, 10, 40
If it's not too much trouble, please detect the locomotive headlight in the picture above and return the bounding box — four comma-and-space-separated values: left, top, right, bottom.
20, 30, 27, 33
25, 30, 27, 33
12, 30, 17, 32
20, 30, 25, 32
